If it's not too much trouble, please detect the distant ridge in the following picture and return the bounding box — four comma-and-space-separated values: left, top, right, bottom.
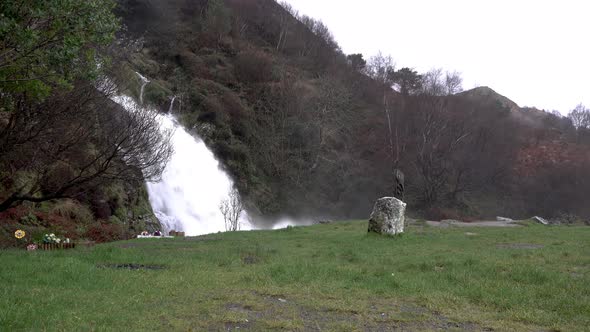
458, 86, 520, 112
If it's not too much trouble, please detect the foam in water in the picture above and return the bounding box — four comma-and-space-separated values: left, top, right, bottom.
271, 218, 314, 230
112, 95, 251, 235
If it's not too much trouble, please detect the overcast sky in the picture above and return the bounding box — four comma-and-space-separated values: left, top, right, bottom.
282, 0, 588, 114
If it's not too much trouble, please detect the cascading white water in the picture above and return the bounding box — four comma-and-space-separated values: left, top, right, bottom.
113, 87, 251, 235
146, 113, 251, 235
168, 96, 176, 113
137, 72, 149, 105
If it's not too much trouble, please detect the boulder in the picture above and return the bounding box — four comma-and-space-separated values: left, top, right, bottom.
368, 197, 406, 235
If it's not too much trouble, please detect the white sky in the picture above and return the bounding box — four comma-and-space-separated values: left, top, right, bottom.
282, 0, 589, 114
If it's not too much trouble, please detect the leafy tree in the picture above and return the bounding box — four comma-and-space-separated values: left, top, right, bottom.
0, 0, 119, 99
390, 67, 422, 95
347, 53, 366, 72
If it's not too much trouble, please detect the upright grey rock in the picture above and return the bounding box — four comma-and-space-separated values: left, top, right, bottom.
368, 197, 406, 235
393, 169, 405, 201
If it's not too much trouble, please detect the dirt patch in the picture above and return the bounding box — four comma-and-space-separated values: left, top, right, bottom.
496, 243, 545, 249
226, 303, 254, 312
117, 243, 153, 248
97, 263, 167, 270
183, 237, 221, 242
241, 255, 260, 265
214, 293, 494, 331
427, 220, 521, 228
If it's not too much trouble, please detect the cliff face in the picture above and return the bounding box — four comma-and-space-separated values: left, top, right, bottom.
114, 0, 590, 221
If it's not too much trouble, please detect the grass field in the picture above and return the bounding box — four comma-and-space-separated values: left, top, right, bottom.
1, 221, 589, 331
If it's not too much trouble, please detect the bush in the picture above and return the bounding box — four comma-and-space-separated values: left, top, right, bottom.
84, 222, 126, 243
51, 199, 94, 224
234, 51, 274, 83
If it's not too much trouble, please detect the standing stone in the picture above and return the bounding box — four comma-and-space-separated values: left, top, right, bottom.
368, 197, 406, 235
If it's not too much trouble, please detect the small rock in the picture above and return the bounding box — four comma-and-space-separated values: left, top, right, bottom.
278, 298, 287, 303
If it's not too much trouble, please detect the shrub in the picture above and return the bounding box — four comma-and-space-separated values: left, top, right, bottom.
84, 222, 126, 243
51, 199, 94, 224
234, 51, 274, 83
20, 213, 38, 225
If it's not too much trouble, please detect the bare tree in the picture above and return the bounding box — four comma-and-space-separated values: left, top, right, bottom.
219, 187, 243, 231
366, 52, 395, 86
568, 104, 590, 129
275, 1, 299, 52
408, 96, 472, 205
306, 76, 354, 170
444, 71, 463, 95
420, 68, 445, 96
420, 69, 463, 96
0, 79, 173, 212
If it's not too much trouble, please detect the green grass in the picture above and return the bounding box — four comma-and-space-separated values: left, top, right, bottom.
1, 221, 589, 331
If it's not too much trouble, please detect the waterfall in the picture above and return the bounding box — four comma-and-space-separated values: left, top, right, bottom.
168, 96, 176, 113
136, 72, 149, 105
145, 113, 251, 235
112, 92, 251, 236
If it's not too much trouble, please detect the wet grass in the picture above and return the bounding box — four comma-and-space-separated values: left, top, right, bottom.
0, 221, 588, 331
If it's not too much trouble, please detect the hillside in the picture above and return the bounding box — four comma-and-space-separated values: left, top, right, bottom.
1, 0, 588, 247
114, 0, 590, 223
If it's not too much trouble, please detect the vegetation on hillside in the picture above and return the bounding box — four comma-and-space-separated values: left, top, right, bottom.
0, 0, 172, 246
116, 0, 590, 222
1, 0, 589, 246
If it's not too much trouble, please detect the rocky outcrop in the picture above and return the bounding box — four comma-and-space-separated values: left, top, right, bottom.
368, 197, 406, 235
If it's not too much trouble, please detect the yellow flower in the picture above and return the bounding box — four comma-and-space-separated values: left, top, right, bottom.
14, 229, 26, 239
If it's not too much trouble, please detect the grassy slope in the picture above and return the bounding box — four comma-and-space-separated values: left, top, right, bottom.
1, 222, 588, 331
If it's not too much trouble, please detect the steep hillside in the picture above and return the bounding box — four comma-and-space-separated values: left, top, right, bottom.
0, 0, 588, 248
113, 0, 590, 222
